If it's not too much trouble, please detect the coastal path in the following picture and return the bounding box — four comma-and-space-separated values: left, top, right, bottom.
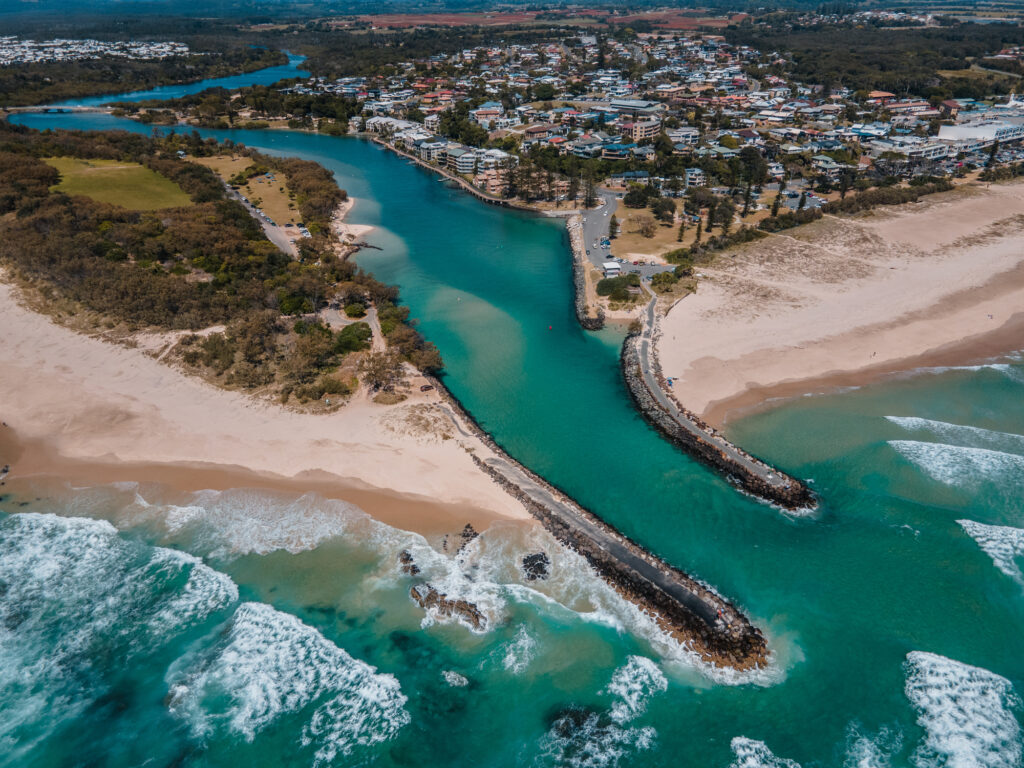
635, 287, 797, 493
481, 454, 735, 630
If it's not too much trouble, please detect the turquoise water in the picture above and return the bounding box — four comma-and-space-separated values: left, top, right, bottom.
5, 102, 1024, 767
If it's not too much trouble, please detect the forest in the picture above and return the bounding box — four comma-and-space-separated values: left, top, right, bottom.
0, 47, 286, 107
0, 123, 441, 402
729, 21, 1024, 97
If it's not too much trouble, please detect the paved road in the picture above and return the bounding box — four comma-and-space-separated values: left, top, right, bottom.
222, 183, 298, 257
635, 287, 791, 490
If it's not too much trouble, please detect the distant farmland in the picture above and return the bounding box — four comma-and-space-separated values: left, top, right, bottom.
330, 10, 741, 30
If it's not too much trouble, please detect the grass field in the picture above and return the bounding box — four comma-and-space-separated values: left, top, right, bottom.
195, 155, 299, 226
45, 157, 193, 210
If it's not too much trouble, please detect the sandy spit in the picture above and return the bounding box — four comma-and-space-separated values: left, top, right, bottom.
0, 280, 529, 536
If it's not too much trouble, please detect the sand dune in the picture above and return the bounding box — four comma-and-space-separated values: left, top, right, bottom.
656, 181, 1024, 424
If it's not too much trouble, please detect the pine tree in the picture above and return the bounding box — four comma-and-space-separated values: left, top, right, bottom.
677, 216, 686, 242
771, 194, 781, 217
798, 190, 807, 210
694, 220, 702, 243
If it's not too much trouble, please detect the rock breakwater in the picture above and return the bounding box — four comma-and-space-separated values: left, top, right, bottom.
622, 332, 815, 511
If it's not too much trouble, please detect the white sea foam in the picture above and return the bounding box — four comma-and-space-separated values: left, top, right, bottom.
603, 656, 667, 724
0, 513, 238, 762
535, 708, 657, 768
499, 625, 538, 675
904, 651, 1022, 768
729, 737, 801, 768
160, 488, 366, 558
958, 520, 1024, 586
887, 417, 1024, 455
442, 670, 469, 687
889, 441, 1024, 488
901, 359, 1024, 385
843, 723, 902, 768
167, 601, 409, 765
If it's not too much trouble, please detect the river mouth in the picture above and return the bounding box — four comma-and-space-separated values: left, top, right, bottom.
6, 69, 1024, 767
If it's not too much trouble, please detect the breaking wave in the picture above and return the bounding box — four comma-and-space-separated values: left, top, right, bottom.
889, 441, 1024, 489
887, 417, 1024, 456
159, 488, 367, 558
958, 520, 1024, 586
0, 512, 238, 762
904, 651, 1022, 768
729, 737, 801, 767
603, 656, 668, 724
46, 482, 784, 687
534, 659, 666, 768
167, 601, 409, 765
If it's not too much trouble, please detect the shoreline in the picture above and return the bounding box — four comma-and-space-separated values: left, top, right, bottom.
656, 180, 1024, 427
706, 309, 1024, 426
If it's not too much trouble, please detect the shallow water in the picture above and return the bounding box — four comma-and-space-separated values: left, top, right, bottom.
7, 87, 1024, 766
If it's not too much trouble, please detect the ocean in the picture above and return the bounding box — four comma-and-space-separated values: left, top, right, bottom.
5, 73, 1024, 767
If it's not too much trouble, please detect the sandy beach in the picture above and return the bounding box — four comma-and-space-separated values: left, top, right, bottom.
332, 196, 375, 243
0, 280, 530, 536
656, 180, 1024, 425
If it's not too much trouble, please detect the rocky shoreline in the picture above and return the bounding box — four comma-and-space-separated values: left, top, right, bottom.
425, 372, 769, 670
621, 331, 816, 511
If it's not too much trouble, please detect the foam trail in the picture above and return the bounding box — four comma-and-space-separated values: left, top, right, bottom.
889, 441, 1024, 488
167, 601, 409, 765
603, 656, 667, 724
904, 651, 1022, 768
843, 723, 902, 768
958, 520, 1024, 586
887, 417, 1024, 456
499, 625, 538, 675
729, 737, 801, 767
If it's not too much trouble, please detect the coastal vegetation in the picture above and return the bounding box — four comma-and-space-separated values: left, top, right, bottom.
0, 122, 440, 404
0, 47, 286, 107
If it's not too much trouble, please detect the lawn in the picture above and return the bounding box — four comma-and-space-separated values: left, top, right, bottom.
45, 157, 193, 210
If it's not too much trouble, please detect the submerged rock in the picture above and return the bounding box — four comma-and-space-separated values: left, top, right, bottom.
398, 550, 420, 576
521, 552, 551, 581
455, 524, 479, 554
409, 584, 486, 632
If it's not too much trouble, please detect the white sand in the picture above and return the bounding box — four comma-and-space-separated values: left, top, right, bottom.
656, 181, 1024, 424
0, 280, 528, 531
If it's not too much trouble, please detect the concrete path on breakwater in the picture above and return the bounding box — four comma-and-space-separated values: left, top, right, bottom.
481, 454, 735, 629
638, 290, 790, 489
433, 397, 766, 668
629, 286, 814, 508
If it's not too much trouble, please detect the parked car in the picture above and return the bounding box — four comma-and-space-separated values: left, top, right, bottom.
420, 384, 434, 392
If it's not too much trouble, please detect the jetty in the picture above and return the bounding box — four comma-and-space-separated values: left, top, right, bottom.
431, 379, 769, 671
624, 289, 816, 511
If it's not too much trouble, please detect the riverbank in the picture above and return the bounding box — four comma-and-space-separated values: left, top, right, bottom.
656, 179, 1024, 425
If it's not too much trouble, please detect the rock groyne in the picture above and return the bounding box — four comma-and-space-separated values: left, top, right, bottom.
427, 373, 769, 670
622, 331, 815, 511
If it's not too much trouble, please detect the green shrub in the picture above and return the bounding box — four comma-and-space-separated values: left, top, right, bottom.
596, 273, 641, 301
344, 302, 366, 318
